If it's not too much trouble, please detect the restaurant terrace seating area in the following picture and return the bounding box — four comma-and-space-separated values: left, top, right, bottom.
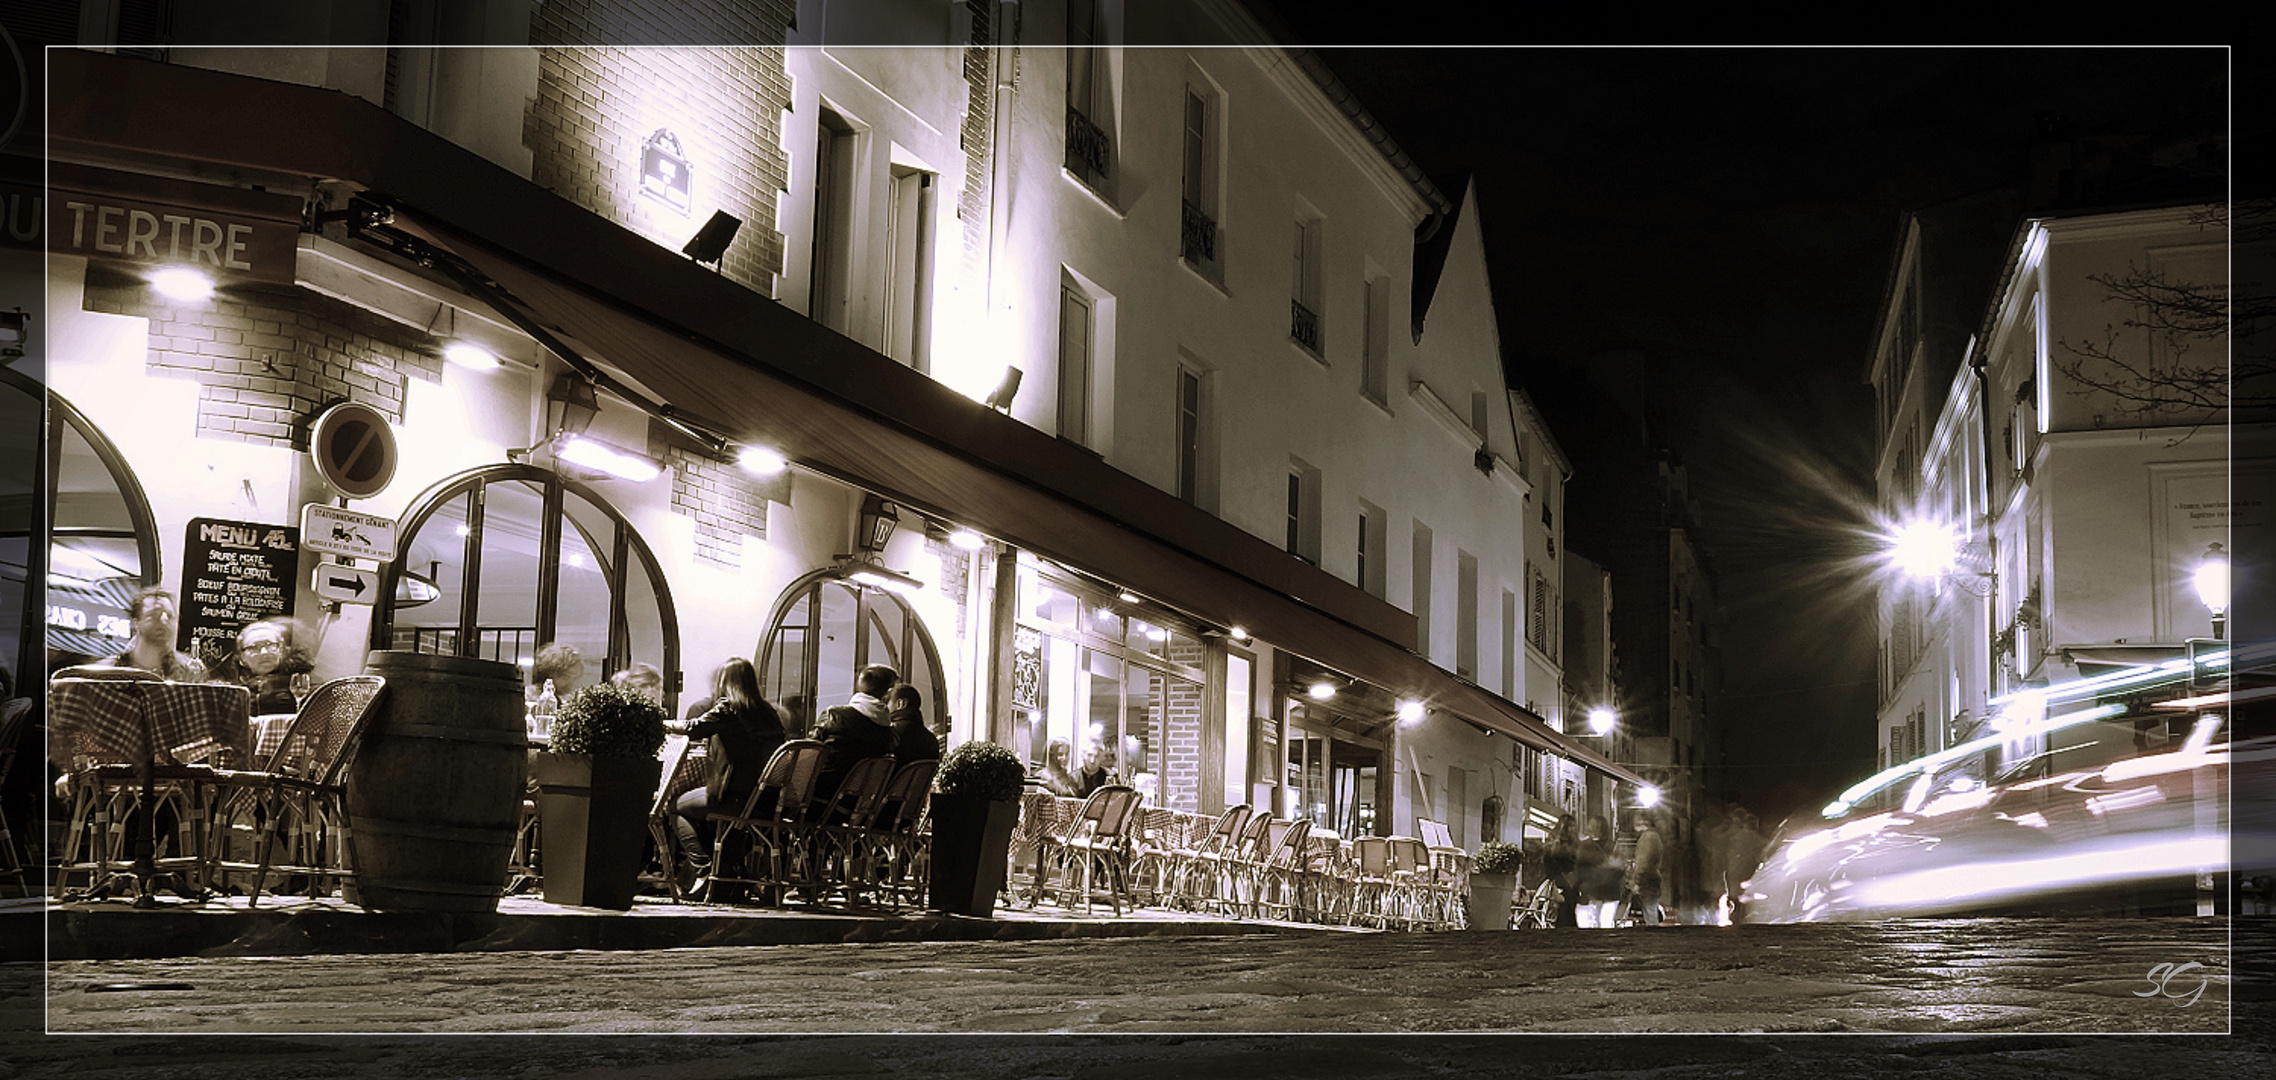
40, 667, 1485, 929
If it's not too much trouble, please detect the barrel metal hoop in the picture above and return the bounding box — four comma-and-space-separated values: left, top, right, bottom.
383, 722, 530, 747
356, 815, 519, 846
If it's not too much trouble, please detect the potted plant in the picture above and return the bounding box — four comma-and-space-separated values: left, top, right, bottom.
1466, 840, 1525, 931
926, 741, 1027, 917
530, 682, 669, 909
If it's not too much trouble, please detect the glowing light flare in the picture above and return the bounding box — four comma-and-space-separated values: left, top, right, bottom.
2083, 786, 2166, 817
1846, 835, 2228, 913
556, 435, 663, 482
1885, 518, 1961, 580
1636, 784, 1662, 808
948, 529, 985, 551
443, 341, 500, 370
2193, 546, 2229, 613
1396, 700, 1426, 724
149, 267, 215, 302
1588, 707, 1617, 735
737, 445, 787, 476
1308, 680, 1337, 701
1229, 626, 1251, 643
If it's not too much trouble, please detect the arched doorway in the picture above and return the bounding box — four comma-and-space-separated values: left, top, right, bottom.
756, 569, 946, 737
374, 464, 679, 711
3, 370, 162, 674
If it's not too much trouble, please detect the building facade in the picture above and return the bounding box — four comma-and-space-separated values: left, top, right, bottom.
1867, 197, 2271, 797
21, 1, 1643, 862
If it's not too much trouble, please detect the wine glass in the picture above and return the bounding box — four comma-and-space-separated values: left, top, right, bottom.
290, 672, 314, 703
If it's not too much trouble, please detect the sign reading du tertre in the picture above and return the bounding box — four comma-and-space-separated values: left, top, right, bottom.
47, 162, 302, 285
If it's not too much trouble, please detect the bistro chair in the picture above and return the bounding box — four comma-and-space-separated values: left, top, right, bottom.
1187, 808, 1271, 915
1166, 803, 1250, 912
1347, 836, 1401, 929
202, 675, 385, 906
868, 758, 937, 911
0, 699, 33, 888
1008, 788, 1064, 904
1034, 784, 1143, 915
1242, 818, 1312, 921
705, 739, 824, 906
1126, 807, 1188, 907
1387, 836, 1448, 930
807, 755, 896, 907
639, 735, 705, 902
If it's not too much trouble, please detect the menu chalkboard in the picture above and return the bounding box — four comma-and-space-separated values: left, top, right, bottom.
179, 516, 299, 668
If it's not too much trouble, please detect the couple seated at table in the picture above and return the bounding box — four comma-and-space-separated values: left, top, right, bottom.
670, 662, 937, 887
78, 587, 314, 718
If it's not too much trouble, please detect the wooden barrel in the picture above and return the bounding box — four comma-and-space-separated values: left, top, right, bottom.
345, 651, 527, 912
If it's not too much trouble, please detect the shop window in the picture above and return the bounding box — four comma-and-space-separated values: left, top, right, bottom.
757, 569, 945, 739
377, 465, 678, 710
1011, 554, 1207, 810
14, 375, 161, 670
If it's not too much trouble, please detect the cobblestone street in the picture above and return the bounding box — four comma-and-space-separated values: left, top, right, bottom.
14, 918, 2263, 1039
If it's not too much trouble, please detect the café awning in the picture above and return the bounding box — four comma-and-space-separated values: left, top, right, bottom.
45, 49, 1640, 783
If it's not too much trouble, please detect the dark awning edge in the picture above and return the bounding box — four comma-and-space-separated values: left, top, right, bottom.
43, 49, 1641, 785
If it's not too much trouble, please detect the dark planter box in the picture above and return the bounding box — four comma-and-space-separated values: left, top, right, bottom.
927, 792, 1020, 917
531, 752, 662, 911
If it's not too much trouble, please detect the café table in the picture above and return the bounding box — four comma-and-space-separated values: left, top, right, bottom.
49, 676, 252, 906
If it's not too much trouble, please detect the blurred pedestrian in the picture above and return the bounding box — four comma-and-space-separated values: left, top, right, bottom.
1575, 815, 1624, 928
1545, 813, 1580, 928
1631, 812, 1668, 926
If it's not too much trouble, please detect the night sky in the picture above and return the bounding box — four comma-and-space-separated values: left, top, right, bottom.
1260, 41, 2240, 824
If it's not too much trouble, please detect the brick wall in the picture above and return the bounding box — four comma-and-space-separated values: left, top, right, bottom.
957, 0, 995, 280
668, 448, 768, 568
1160, 640, 1206, 813
83, 275, 435, 446
525, 1, 796, 296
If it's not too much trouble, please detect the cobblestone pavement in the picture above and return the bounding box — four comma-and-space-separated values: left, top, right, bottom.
6, 918, 2270, 1077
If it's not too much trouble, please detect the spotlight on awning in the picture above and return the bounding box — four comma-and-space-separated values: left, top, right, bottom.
984, 366, 1023, 412
948, 529, 985, 551
682, 210, 742, 268
1308, 680, 1337, 701
1396, 700, 1425, 724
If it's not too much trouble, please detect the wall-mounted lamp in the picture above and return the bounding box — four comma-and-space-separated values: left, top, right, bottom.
984, 366, 1023, 412
835, 557, 925, 595
737, 445, 788, 476
1588, 707, 1617, 736
1229, 625, 1251, 643
396, 560, 442, 607
1307, 679, 1338, 701
682, 210, 742, 269
1396, 699, 1426, 724
1116, 590, 1142, 604
857, 494, 900, 554
548, 373, 601, 436
444, 341, 500, 371
556, 433, 664, 482
149, 266, 215, 302
1635, 783, 1663, 809
948, 528, 986, 551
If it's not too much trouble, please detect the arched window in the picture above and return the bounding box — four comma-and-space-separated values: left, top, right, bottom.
4, 371, 161, 673
756, 570, 945, 736
375, 465, 678, 711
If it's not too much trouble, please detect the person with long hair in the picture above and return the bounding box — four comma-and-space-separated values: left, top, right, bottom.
671, 658, 787, 881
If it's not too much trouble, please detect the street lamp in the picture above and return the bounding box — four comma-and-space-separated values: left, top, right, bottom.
1587, 707, 1616, 736
1882, 513, 1993, 596
2194, 542, 2229, 641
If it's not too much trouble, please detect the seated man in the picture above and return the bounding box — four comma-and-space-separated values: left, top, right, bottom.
808, 665, 897, 819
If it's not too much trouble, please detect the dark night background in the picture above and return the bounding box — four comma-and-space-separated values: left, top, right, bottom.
1258, 39, 2245, 825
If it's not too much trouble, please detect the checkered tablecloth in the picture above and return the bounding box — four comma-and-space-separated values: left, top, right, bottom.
49, 678, 253, 768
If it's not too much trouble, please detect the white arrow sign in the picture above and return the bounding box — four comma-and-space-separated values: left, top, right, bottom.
312, 565, 381, 605
300, 504, 397, 561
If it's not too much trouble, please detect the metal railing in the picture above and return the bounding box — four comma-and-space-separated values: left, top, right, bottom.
1290, 300, 1321, 354
1181, 199, 1217, 266
1065, 107, 1111, 187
